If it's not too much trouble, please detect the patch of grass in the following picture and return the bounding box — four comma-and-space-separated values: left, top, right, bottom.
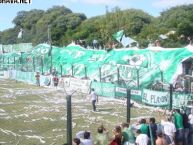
0, 79, 161, 145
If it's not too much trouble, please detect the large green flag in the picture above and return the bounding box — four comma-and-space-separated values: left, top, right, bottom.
112, 30, 124, 42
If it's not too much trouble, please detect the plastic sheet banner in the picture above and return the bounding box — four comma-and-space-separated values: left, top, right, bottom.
142, 89, 193, 107
2, 43, 33, 53
61, 77, 70, 87
142, 89, 169, 106
0, 44, 2, 54
40, 75, 51, 86
17, 71, 36, 84
9, 70, 16, 79
91, 82, 115, 98
8, 70, 36, 84
0, 71, 10, 79
2, 44, 193, 89
0, 71, 5, 78
173, 92, 193, 108
115, 86, 142, 101
69, 78, 91, 94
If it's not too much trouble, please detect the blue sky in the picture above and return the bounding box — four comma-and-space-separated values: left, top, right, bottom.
0, 0, 193, 31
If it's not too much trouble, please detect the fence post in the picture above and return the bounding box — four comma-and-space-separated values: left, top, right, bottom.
3, 56, 4, 70
99, 67, 101, 82
14, 56, 15, 69
33, 57, 35, 72
85, 66, 87, 78
20, 52, 23, 71
8, 57, 9, 70
117, 67, 120, 84
161, 71, 164, 90
137, 69, 139, 89
66, 95, 72, 145
149, 125, 154, 145
3, 56, 4, 66
41, 57, 44, 75
127, 89, 131, 123
60, 65, 63, 77
71, 65, 74, 77
169, 84, 173, 111
50, 49, 53, 74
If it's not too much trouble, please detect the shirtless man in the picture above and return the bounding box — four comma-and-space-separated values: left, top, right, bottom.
156, 132, 167, 145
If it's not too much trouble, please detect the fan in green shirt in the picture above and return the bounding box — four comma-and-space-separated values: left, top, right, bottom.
140, 119, 149, 135
173, 109, 184, 129
94, 126, 109, 145
122, 123, 135, 144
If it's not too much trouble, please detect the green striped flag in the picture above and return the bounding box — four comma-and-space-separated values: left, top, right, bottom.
112, 30, 124, 42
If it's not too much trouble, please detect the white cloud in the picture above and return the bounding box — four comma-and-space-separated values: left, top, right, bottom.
152, 0, 193, 8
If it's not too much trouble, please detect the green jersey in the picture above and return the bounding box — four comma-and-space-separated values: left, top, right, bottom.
140, 124, 149, 135
173, 112, 184, 129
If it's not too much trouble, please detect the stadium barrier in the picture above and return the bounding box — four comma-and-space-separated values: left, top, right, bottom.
68, 77, 91, 94
7, 70, 91, 94
8, 70, 36, 84
91, 81, 116, 98
0, 70, 9, 79
115, 86, 193, 108
92, 82, 193, 108
3, 70, 193, 108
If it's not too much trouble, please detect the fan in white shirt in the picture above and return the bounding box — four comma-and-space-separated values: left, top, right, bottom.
76, 131, 93, 145
161, 116, 176, 144
135, 129, 149, 145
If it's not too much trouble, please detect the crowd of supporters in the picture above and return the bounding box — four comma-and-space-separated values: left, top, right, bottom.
66, 108, 193, 145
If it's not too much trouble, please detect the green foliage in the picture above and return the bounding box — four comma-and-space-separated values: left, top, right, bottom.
1, 4, 193, 48
159, 4, 193, 37
1, 28, 18, 44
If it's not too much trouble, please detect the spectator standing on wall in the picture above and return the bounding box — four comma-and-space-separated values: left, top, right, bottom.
53, 75, 59, 88
92, 39, 98, 49
35, 72, 40, 86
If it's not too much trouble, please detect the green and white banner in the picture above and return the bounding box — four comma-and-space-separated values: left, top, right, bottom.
115, 87, 193, 107
142, 89, 169, 106
173, 93, 193, 108
2, 43, 193, 90
115, 86, 142, 101
91, 82, 115, 98
69, 78, 91, 94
